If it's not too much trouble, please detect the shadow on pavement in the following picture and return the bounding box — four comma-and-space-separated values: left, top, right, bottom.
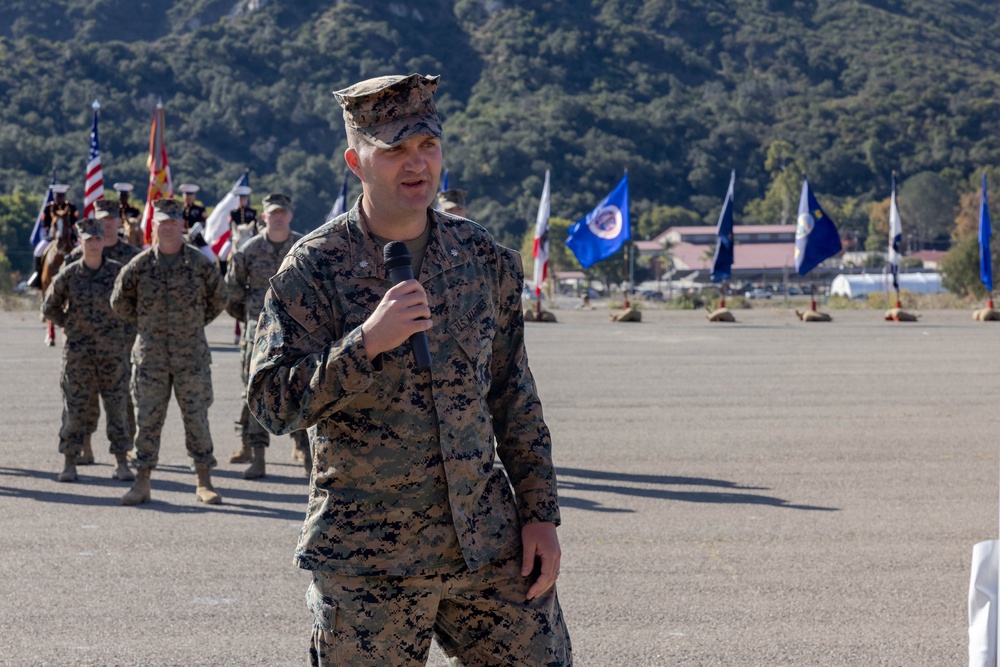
0, 466, 307, 520
557, 466, 838, 512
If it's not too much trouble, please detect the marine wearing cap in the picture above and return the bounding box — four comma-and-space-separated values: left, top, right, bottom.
262, 192, 293, 214
334, 73, 442, 148
75, 217, 104, 240
152, 198, 185, 221
37, 183, 80, 253
93, 199, 119, 220
178, 183, 206, 231
229, 185, 259, 248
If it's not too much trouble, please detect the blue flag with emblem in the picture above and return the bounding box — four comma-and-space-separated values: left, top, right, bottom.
566, 174, 630, 269
980, 172, 992, 293
794, 179, 842, 276
711, 170, 736, 282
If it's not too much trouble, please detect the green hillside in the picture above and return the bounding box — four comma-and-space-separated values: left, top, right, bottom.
2, 0, 1000, 277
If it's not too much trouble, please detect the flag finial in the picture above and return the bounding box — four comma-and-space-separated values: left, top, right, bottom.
92, 99, 100, 110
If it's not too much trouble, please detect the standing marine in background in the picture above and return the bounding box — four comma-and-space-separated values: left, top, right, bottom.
226, 185, 257, 345
225, 192, 310, 478
114, 183, 144, 248
29, 185, 79, 288
179, 183, 207, 231
42, 218, 133, 484
228, 185, 259, 253
64, 199, 142, 463
111, 198, 227, 506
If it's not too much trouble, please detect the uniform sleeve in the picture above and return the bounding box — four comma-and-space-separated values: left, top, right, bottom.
202, 256, 227, 324
247, 257, 379, 435
224, 249, 248, 321
488, 247, 561, 527
41, 271, 69, 328
111, 261, 138, 326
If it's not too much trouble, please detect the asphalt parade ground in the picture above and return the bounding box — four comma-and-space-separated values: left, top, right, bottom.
1, 306, 997, 666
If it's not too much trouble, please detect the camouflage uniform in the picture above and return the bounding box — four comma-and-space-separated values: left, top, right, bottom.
225, 226, 308, 453
249, 203, 570, 665
42, 257, 130, 457
111, 242, 227, 469
64, 238, 142, 442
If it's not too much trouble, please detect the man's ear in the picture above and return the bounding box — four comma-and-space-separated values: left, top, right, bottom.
345, 147, 362, 180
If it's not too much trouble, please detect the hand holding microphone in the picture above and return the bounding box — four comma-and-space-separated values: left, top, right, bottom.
359, 242, 433, 369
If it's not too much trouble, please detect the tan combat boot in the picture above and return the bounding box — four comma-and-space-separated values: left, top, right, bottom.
228, 444, 252, 464
243, 447, 266, 480
57, 454, 77, 482
291, 444, 306, 463
122, 467, 151, 505
75, 435, 95, 465
113, 452, 135, 482
195, 465, 222, 504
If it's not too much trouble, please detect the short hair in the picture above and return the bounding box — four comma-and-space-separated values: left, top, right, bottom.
345, 125, 368, 152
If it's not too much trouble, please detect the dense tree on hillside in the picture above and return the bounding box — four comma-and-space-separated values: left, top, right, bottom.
4, 0, 1000, 283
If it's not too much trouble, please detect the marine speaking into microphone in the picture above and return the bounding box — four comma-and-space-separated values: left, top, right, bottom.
383, 241, 432, 369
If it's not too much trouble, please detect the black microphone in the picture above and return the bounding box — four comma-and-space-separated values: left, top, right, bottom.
383, 241, 432, 370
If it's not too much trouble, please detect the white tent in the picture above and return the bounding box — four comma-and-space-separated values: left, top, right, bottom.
829, 272, 945, 298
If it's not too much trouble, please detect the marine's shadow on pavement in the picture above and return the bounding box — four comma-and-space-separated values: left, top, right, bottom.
556, 467, 838, 512
0, 465, 307, 520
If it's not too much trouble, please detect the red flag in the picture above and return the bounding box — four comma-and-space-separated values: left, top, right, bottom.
141, 102, 173, 245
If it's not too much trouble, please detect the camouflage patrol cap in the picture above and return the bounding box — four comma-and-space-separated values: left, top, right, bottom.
437, 189, 467, 211
152, 198, 184, 222
334, 73, 442, 149
93, 199, 120, 219
262, 192, 293, 214
75, 217, 104, 240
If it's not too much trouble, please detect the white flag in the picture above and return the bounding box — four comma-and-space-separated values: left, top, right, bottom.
532, 170, 551, 297
888, 176, 902, 290
206, 173, 249, 258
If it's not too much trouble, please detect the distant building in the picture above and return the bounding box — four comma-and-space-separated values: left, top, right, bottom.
910, 250, 946, 271
637, 224, 835, 281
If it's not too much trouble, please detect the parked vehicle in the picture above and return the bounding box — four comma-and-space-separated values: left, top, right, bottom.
640, 290, 666, 302
745, 287, 772, 299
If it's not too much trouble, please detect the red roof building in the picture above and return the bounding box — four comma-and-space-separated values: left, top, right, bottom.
646, 225, 799, 278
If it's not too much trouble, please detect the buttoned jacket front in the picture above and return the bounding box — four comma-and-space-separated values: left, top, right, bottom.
248, 200, 560, 576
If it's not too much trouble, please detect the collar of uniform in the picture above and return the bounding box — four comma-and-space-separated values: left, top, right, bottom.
152, 243, 190, 265
345, 197, 471, 281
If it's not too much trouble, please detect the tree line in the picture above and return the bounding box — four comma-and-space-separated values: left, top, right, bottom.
2, 0, 1000, 295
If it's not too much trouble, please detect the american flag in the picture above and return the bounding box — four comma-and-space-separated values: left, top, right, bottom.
83, 100, 104, 217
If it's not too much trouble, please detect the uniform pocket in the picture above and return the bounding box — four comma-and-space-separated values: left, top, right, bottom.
448, 298, 495, 392
306, 580, 338, 633
307, 580, 340, 665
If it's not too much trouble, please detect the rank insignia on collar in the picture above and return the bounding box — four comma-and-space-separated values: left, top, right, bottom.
359, 260, 368, 268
